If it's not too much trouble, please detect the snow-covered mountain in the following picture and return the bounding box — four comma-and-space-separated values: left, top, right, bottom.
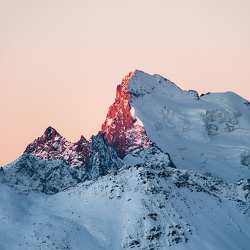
0, 162, 249, 249
107, 70, 250, 182
1, 70, 250, 249
24, 126, 92, 168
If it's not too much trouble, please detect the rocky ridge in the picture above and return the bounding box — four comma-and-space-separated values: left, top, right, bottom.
100, 71, 153, 158
24, 126, 91, 168
21, 71, 174, 189
1, 133, 123, 194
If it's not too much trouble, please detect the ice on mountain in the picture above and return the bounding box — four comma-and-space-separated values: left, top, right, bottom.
126, 70, 250, 182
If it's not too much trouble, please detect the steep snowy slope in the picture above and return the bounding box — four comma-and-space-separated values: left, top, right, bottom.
0, 154, 82, 194
102, 70, 250, 182
0, 163, 249, 250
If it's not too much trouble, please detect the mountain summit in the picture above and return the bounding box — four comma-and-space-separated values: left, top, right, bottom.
103, 70, 250, 182
19, 68, 250, 183
25, 126, 92, 167
1, 70, 250, 250
100, 71, 153, 158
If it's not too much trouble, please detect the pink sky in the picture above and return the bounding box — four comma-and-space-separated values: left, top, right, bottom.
1, 0, 250, 166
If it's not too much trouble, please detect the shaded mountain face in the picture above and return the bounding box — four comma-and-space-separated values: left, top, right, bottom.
0, 154, 83, 194
0, 159, 249, 249
2, 134, 123, 194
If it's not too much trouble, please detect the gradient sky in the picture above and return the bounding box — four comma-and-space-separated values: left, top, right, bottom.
1, 0, 250, 166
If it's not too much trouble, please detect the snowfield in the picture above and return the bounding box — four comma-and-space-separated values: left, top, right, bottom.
0, 163, 250, 250
129, 70, 250, 182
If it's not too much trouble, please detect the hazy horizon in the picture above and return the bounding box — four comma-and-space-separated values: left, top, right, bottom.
1, 0, 250, 166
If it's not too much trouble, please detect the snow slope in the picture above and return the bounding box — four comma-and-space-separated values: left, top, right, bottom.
128, 70, 250, 182
0, 163, 249, 250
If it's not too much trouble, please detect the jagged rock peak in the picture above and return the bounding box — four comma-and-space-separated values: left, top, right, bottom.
24, 127, 92, 168
117, 70, 136, 92
24, 128, 122, 172
43, 126, 61, 141
79, 135, 88, 143
100, 70, 154, 158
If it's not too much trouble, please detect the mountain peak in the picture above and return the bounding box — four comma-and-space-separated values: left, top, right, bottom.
24, 126, 66, 161
3, 70, 250, 250
100, 70, 154, 158
43, 126, 61, 141
100, 69, 192, 158
24, 127, 122, 169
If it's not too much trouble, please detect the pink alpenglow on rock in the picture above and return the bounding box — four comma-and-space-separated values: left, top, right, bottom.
100, 71, 153, 158
25, 126, 92, 167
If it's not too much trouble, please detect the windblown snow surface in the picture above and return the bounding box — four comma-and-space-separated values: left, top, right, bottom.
1, 162, 250, 250
127, 70, 250, 183
1, 70, 250, 249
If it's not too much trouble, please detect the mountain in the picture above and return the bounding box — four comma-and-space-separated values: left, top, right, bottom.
0, 70, 250, 249
0, 161, 249, 249
2, 132, 123, 194
24, 126, 92, 168
105, 70, 250, 183
100, 71, 154, 158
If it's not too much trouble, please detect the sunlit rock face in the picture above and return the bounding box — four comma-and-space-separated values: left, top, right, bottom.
100, 71, 153, 158
24, 126, 92, 168
24, 70, 172, 168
